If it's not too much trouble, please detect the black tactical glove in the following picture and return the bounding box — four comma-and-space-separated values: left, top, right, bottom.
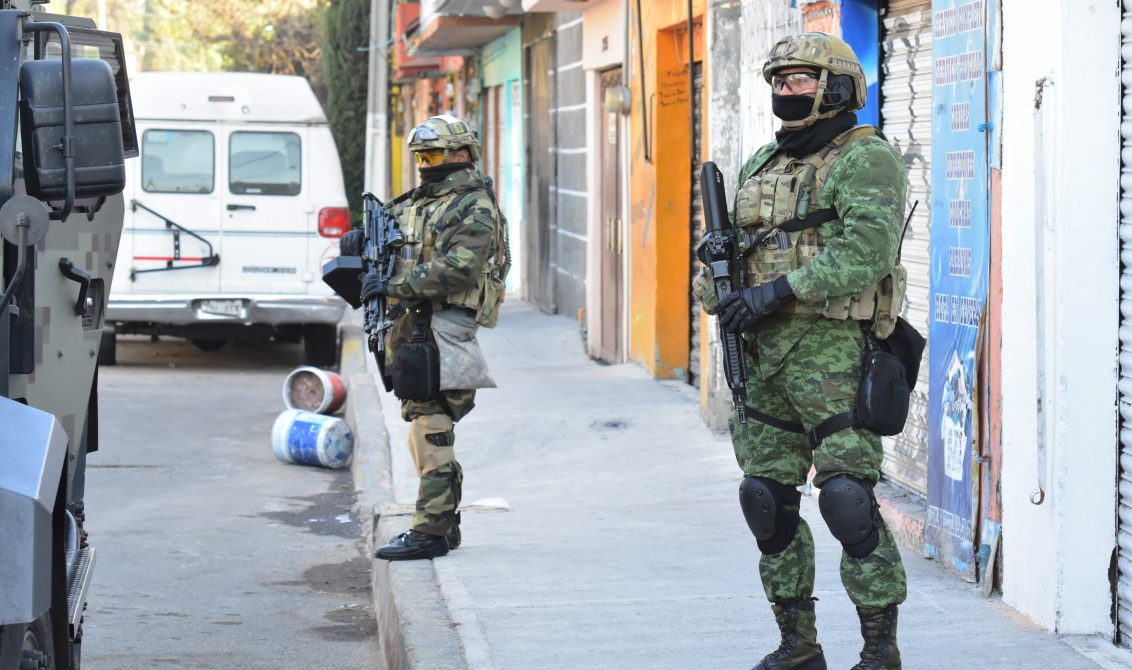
360, 273, 388, 302
718, 275, 796, 334
340, 229, 365, 257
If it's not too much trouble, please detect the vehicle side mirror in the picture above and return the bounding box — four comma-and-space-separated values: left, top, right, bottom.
19, 58, 127, 205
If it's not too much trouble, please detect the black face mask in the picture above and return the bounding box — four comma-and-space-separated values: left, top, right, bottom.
772, 94, 816, 121
419, 161, 473, 185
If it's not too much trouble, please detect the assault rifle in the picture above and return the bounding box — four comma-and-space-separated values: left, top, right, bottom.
700, 162, 749, 423
322, 192, 404, 389
360, 193, 405, 372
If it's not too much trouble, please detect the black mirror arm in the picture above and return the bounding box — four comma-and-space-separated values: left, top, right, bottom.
24, 21, 75, 221
0, 222, 28, 313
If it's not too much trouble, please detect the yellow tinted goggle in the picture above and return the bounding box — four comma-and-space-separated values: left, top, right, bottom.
414, 149, 445, 166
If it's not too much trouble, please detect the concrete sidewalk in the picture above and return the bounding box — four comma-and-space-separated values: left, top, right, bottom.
348, 301, 1132, 670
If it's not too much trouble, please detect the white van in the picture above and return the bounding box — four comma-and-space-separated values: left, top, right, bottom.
104, 72, 349, 366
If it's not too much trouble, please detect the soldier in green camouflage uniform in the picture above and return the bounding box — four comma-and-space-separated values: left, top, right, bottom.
693, 34, 908, 670
348, 115, 508, 561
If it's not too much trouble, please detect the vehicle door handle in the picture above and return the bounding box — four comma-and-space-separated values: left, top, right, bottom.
58, 258, 90, 316
227, 204, 256, 211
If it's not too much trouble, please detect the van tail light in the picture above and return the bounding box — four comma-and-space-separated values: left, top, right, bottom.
319, 207, 350, 238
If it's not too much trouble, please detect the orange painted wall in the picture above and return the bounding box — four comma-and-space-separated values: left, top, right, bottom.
628, 0, 705, 378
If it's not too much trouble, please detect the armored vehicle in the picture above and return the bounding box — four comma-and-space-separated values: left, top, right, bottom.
0, 1, 136, 668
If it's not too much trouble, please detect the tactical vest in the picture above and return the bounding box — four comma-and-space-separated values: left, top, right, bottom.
732, 125, 906, 338
394, 177, 511, 328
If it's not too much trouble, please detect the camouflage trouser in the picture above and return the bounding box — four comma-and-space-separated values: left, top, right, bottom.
402, 390, 475, 536
730, 318, 907, 609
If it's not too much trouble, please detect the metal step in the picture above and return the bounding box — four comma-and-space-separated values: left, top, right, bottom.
65, 546, 96, 638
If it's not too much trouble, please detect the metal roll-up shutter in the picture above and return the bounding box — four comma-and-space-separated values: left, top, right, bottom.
880, 0, 932, 496
525, 36, 556, 312
1116, 0, 1132, 644
690, 61, 704, 387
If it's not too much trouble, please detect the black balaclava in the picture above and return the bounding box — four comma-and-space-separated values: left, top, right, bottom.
419, 161, 473, 186
771, 93, 816, 122
774, 96, 857, 158
771, 71, 859, 157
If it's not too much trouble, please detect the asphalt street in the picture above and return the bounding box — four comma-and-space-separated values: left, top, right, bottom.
81, 335, 382, 669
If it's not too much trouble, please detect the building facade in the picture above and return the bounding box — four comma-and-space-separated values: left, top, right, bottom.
367, 0, 1132, 649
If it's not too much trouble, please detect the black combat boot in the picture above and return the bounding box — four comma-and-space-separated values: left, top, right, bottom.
445, 511, 461, 550
850, 605, 901, 670
751, 598, 827, 670
374, 529, 449, 561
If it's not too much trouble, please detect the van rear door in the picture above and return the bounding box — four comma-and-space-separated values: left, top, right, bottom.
219, 126, 310, 295
127, 126, 222, 293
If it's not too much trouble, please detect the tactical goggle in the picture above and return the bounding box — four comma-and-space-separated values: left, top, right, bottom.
770, 71, 819, 92
413, 149, 446, 166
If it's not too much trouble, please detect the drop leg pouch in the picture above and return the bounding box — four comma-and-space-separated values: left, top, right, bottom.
855, 317, 925, 436
856, 349, 911, 436
391, 340, 440, 401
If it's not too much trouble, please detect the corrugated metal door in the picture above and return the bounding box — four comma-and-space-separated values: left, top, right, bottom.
880, 0, 932, 496
524, 36, 555, 312
1117, 0, 1132, 642
689, 61, 704, 387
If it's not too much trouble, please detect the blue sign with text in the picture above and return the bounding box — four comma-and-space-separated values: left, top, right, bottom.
927, 0, 987, 578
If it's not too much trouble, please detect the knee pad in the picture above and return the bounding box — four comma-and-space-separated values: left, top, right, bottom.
818, 475, 881, 558
739, 477, 802, 555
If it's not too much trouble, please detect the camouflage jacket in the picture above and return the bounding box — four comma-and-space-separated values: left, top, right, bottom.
734, 133, 907, 304
385, 167, 500, 390
697, 131, 907, 370
386, 167, 498, 302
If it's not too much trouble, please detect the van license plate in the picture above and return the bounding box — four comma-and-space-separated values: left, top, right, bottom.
200, 299, 243, 317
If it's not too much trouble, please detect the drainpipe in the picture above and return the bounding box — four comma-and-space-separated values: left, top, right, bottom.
635, 0, 650, 162
622, 0, 629, 89
687, 0, 695, 181
365, 0, 391, 201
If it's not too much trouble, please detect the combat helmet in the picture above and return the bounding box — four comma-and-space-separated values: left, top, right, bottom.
762, 32, 867, 129
407, 114, 481, 162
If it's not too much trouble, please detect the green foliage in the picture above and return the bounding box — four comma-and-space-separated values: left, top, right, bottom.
55, 0, 365, 222
62, 0, 331, 106
323, 0, 371, 224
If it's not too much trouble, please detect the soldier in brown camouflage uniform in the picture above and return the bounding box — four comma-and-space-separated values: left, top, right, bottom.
345, 115, 508, 561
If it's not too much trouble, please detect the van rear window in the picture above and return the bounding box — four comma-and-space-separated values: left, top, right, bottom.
142, 130, 215, 194
229, 132, 301, 196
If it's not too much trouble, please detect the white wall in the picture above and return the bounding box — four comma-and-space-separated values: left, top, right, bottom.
582, 0, 628, 360
999, 0, 1120, 634
699, 0, 798, 427
582, 0, 626, 71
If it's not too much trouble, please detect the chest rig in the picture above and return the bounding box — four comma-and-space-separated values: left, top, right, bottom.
733, 126, 906, 338
392, 176, 510, 328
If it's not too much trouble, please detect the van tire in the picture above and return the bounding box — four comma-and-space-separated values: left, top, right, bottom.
303, 324, 338, 367
191, 339, 228, 352
97, 329, 117, 366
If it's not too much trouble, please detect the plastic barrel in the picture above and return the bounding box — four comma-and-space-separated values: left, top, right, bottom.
271, 409, 354, 469
282, 366, 347, 414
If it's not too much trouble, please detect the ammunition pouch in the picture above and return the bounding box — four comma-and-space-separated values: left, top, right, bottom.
776, 265, 906, 338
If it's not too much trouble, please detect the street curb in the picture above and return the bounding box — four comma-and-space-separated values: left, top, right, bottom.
875, 479, 928, 558
342, 325, 469, 670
